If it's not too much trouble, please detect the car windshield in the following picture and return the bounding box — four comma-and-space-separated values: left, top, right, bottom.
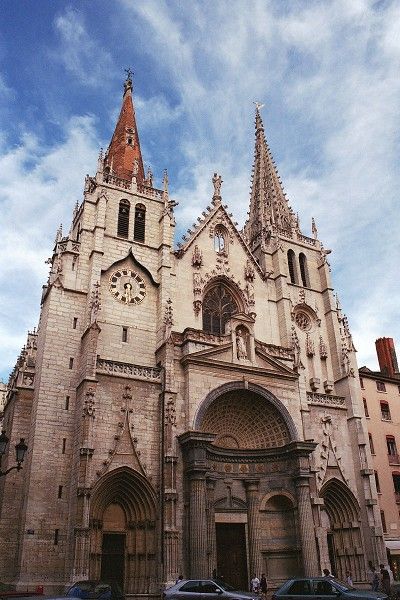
213, 579, 238, 592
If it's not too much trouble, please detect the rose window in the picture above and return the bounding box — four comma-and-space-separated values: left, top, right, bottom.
295, 311, 311, 331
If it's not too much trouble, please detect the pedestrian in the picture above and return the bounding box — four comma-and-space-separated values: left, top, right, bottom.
323, 569, 334, 579
346, 571, 353, 586
250, 574, 260, 594
368, 562, 379, 591
176, 575, 183, 584
260, 574, 268, 600
380, 564, 391, 596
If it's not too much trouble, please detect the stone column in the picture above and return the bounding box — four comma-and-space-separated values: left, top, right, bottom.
296, 476, 319, 576
245, 479, 262, 577
206, 477, 217, 577
189, 473, 208, 578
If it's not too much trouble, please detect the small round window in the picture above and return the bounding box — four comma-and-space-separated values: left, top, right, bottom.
295, 311, 311, 331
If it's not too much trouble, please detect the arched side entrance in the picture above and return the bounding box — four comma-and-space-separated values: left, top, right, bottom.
260, 493, 301, 580
320, 478, 365, 582
89, 467, 158, 595
180, 382, 318, 583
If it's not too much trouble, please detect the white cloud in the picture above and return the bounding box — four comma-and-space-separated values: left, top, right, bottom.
53, 7, 114, 86
0, 115, 100, 377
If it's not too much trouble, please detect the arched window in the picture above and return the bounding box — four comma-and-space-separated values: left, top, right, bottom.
117, 200, 130, 238
202, 284, 238, 335
287, 249, 297, 284
134, 203, 146, 243
213, 226, 227, 254
299, 253, 309, 287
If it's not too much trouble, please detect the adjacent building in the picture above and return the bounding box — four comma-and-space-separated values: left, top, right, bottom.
0, 74, 386, 595
359, 337, 400, 578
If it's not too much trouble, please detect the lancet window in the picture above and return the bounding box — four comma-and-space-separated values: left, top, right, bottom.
287, 249, 297, 284
213, 226, 227, 254
134, 203, 146, 243
299, 252, 309, 287
202, 283, 239, 335
117, 200, 130, 238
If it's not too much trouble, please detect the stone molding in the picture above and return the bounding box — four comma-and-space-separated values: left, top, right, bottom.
96, 357, 161, 382
307, 392, 346, 408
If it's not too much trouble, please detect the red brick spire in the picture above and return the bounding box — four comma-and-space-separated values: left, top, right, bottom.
105, 72, 145, 183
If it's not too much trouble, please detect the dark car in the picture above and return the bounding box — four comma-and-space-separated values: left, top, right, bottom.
272, 578, 388, 600
47, 582, 124, 600
164, 579, 257, 600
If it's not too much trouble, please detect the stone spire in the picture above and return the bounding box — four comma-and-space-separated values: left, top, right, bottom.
244, 105, 297, 250
104, 70, 145, 184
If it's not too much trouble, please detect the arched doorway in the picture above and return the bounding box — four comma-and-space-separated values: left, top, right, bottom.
89, 467, 158, 594
320, 478, 365, 582
180, 381, 317, 583
260, 493, 300, 579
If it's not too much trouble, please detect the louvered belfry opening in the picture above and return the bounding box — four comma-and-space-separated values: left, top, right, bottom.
134, 203, 146, 242
117, 200, 130, 238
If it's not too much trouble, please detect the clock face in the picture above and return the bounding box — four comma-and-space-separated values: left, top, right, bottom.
109, 269, 146, 305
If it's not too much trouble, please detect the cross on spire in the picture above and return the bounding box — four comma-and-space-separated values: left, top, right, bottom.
124, 67, 134, 82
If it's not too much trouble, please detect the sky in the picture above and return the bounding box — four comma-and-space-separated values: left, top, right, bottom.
0, 0, 399, 382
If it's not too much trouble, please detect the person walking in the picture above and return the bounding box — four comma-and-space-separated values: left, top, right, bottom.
259, 574, 268, 600
345, 571, 353, 586
250, 574, 260, 594
323, 569, 334, 579
380, 564, 391, 596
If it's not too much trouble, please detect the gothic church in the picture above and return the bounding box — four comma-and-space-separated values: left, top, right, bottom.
0, 74, 385, 595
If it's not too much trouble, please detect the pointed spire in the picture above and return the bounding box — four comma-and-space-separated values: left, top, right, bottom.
104, 70, 145, 184
244, 104, 295, 249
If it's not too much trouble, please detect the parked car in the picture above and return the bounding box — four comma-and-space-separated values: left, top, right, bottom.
47, 582, 124, 600
164, 579, 257, 600
272, 578, 388, 600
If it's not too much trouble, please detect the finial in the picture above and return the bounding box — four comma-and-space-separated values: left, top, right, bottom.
312, 217, 318, 239
163, 169, 169, 196
123, 67, 133, 94
254, 101, 265, 112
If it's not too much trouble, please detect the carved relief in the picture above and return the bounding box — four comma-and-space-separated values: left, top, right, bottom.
192, 245, 203, 268
306, 333, 315, 357
165, 397, 176, 426
319, 336, 328, 360
83, 387, 96, 418
89, 282, 101, 324
244, 260, 255, 282
291, 326, 303, 370
164, 298, 174, 338
316, 413, 348, 489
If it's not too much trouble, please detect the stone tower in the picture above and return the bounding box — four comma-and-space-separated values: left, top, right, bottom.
0, 77, 385, 595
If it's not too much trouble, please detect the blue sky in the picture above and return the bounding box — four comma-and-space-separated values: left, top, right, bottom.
1, 0, 400, 381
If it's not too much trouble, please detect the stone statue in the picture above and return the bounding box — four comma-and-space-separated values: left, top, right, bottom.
212, 173, 222, 197
236, 330, 248, 360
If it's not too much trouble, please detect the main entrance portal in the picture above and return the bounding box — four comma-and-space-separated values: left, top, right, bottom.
216, 523, 248, 590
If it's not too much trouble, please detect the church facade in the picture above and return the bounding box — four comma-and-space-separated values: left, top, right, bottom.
0, 75, 386, 595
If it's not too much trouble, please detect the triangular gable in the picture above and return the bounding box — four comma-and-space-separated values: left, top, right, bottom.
181, 340, 297, 379
176, 202, 268, 281
102, 248, 159, 286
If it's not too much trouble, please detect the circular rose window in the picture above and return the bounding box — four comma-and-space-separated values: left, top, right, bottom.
295, 311, 311, 331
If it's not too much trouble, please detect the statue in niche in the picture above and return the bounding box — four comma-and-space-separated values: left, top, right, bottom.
236, 329, 248, 360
